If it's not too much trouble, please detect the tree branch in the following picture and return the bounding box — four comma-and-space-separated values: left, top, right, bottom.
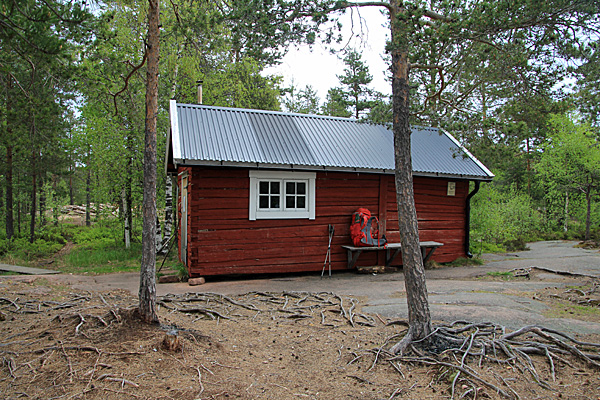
8, 72, 30, 98
38, 0, 89, 24
112, 52, 148, 117
336, 1, 392, 13
422, 9, 453, 22
0, 17, 61, 55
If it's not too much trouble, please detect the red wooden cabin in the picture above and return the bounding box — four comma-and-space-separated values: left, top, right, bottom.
166, 102, 494, 277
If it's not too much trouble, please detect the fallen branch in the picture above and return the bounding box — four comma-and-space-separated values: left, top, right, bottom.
531, 266, 599, 279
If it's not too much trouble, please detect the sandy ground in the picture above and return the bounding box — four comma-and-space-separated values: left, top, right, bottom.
21, 240, 600, 335
1, 240, 599, 399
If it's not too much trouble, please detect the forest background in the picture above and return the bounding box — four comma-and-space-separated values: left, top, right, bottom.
1, 0, 599, 269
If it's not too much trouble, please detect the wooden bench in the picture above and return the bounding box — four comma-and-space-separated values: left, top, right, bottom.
341, 241, 444, 269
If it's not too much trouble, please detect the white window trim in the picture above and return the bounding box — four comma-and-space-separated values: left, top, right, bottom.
249, 170, 316, 220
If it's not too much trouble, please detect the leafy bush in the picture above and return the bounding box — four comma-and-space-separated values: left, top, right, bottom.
174, 262, 189, 281
470, 240, 505, 255
470, 184, 545, 254
38, 228, 67, 245
0, 238, 63, 261
70, 220, 134, 249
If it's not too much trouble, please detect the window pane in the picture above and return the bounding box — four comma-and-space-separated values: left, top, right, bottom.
297, 182, 306, 195
259, 196, 269, 208
270, 196, 280, 208
270, 181, 280, 194
297, 196, 305, 209
286, 195, 295, 208
286, 181, 295, 195
259, 181, 269, 194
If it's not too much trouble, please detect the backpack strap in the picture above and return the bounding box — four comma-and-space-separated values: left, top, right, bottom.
360, 217, 377, 246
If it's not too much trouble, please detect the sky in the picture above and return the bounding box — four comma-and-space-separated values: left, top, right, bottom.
264, 6, 392, 103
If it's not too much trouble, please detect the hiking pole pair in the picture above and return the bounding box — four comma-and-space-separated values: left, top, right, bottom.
321, 224, 335, 278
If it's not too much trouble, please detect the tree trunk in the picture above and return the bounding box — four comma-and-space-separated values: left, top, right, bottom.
122, 187, 131, 249
39, 174, 46, 227
388, 0, 432, 355
6, 145, 14, 240
29, 151, 37, 244
5, 74, 14, 240
162, 175, 174, 254
139, 0, 160, 325
52, 175, 59, 226
155, 214, 162, 254
563, 191, 568, 233
126, 133, 133, 243
585, 187, 591, 241
69, 172, 74, 206
17, 196, 21, 235
85, 169, 91, 226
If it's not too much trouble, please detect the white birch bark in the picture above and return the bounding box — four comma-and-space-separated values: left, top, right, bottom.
122, 187, 131, 249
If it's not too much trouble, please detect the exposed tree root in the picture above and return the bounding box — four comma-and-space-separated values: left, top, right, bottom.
2, 289, 599, 400
384, 321, 600, 399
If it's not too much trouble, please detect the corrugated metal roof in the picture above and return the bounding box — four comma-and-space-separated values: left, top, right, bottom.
170, 101, 494, 181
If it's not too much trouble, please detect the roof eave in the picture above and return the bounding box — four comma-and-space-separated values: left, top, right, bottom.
440, 128, 495, 179
172, 159, 494, 181
170, 100, 182, 160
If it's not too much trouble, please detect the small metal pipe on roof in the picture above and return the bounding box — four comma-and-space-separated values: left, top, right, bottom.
196, 80, 203, 104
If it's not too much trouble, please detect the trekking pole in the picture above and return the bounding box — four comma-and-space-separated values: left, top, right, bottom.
321, 224, 334, 278
328, 224, 334, 276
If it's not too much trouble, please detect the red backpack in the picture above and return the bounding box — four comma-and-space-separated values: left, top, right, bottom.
349, 208, 387, 247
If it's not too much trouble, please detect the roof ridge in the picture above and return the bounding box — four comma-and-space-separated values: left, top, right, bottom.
176, 102, 358, 123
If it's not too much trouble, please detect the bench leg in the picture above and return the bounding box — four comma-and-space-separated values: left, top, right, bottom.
347, 249, 363, 269
422, 246, 439, 264
385, 248, 402, 267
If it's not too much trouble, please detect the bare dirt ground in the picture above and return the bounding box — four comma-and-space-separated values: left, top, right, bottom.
1, 276, 599, 400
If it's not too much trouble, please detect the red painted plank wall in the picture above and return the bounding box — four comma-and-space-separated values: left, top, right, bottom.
181, 167, 469, 277
385, 177, 469, 263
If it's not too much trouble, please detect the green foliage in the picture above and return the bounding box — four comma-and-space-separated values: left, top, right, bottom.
0, 217, 145, 274
321, 87, 351, 117
63, 244, 141, 274
536, 114, 600, 239
334, 49, 378, 119
0, 238, 62, 261
281, 82, 321, 114
470, 183, 545, 254
67, 221, 141, 271
202, 58, 282, 110
486, 271, 518, 281
366, 94, 393, 125
69, 220, 137, 248
487, 271, 513, 277
174, 262, 189, 281
575, 39, 600, 126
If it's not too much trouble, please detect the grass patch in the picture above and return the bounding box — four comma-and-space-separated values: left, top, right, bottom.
543, 300, 600, 319
482, 271, 521, 281
0, 238, 63, 265
447, 257, 485, 267
470, 241, 506, 256
62, 243, 142, 274
487, 271, 513, 277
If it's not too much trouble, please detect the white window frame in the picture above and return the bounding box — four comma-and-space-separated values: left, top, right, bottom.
249, 170, 316, 220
